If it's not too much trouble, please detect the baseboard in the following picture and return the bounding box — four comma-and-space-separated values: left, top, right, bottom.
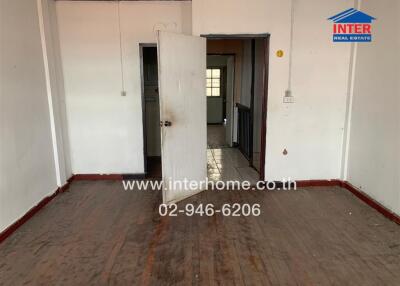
72, 173, 145, 181
122, 174, 146, 180
72, 174, 123, 180
0, 177, 73, 244
272, 179, 341, 189
339, 181, 400, 225
296, 179, 400, 225
296, 179, 342, 187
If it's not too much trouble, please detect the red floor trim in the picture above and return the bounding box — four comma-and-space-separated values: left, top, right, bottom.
72, 174, 123, 181
296, 179, 342, 188
340, 181, 400, 225
297, 179, 400, 225
0, 177, 72, 244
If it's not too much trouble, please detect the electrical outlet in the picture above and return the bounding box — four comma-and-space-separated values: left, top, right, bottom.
283, 90, 295, 103
283, 96, 295, 103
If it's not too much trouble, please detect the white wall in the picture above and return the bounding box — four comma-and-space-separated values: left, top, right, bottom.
39, 0, 72, 184
0, 0, 61, 232
56, 1, 192, 174
345, 0, 400, 215
193, 0, 353, 180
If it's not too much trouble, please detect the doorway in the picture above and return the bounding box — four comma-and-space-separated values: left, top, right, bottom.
206, 55, 234, 148
205, 35, 270, 183
143, 32, 269, 204
140, 44, 162, 178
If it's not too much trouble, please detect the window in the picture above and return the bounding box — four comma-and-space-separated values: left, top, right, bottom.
206, 68, 221, 96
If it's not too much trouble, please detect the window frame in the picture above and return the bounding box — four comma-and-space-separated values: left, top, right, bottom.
206, 67, 222, 97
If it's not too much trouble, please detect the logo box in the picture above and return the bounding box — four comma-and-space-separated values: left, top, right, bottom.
328, 8, 376, 42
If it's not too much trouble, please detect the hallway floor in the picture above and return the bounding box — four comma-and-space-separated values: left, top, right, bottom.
0, 182, 399, 285
207, 124, 228, 148
207, 148, 259, 183
207, 123, 259, 183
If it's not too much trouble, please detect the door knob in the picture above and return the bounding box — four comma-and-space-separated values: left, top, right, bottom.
160, 120, 172, 127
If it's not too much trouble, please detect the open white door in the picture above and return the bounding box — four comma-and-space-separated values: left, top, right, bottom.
225, 56, 235, 147
157, 31, 207, 204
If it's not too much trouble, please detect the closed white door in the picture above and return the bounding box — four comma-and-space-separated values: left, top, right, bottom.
157, 31, 207, 204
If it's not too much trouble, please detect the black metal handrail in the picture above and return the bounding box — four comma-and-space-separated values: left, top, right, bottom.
236, 103, 252, 160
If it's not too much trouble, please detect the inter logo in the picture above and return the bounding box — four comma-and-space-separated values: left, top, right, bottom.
328, 8, 376, 42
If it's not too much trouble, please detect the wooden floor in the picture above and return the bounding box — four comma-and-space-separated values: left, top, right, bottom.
1, 181, 399, 285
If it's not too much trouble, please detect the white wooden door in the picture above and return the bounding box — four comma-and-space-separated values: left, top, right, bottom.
226, 56, 235, 147
157, 31, 207, 204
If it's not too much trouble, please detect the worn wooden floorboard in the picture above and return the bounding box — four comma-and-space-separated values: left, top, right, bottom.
0, 182, 399, 285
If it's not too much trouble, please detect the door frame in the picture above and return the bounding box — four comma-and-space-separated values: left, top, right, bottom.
202, 34, 270, 181
259, 36, 270, 181
139, 43, 157, 175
